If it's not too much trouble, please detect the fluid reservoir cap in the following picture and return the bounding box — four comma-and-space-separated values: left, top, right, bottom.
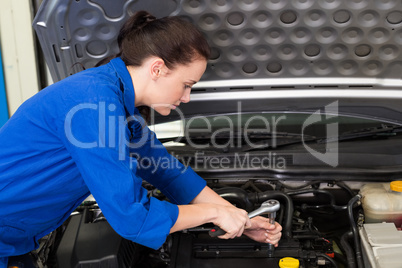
279, 257, 300, 268
390, 181, 402, 192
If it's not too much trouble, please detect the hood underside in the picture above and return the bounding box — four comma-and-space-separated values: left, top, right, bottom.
33, 0, 402, 123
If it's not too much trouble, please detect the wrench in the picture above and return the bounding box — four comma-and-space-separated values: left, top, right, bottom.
208, 199, 280, 238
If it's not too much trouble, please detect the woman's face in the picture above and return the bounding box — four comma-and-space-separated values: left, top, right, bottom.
150, 58, 207, 116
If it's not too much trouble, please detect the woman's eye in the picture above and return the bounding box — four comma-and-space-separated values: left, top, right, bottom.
185, 85, 192, 89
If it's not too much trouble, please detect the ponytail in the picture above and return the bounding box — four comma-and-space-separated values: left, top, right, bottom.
117, 11, 156, 48
95, 11, 158, 67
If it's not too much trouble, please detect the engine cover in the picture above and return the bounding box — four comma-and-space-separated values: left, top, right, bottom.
56, 209, 138, 268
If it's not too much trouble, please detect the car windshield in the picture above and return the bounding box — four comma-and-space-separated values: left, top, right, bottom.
152, 112, 400, 147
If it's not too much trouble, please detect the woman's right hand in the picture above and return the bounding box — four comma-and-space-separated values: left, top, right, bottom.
211, 205, 252, 239
171, 203, 251, 237
171, 186, 252, 238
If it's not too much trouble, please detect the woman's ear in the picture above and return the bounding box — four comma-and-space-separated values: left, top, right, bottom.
150, 58, 166, 80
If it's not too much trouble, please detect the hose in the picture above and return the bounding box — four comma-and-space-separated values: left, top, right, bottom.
340, 231, 356, 268
316, 253, 338, 268
347, 194, 364, 268
287, 189, 347, 211
333, 252, 348, 267
215, 187, 254, 211
335, 181, 356, 198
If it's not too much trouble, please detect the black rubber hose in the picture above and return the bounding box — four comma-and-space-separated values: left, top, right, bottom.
249, 191, 294, 239
215, 187, 254, 211
347, 194, 364, 268
287, 189, 347, 211
316, 253, 338, 268
333, 252, 348, 267
340, 231, 356, 268
335, 181, 356, 198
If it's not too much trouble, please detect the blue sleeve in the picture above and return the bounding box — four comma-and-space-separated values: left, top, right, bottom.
128, 118, 206, 205
60, 98, 179, 249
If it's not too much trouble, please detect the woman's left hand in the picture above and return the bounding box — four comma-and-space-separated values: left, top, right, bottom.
242, 216, 282, 246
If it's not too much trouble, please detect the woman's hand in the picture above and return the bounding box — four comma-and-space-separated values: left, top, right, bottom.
171, 203, 252, 238
212, 205, 252, 239
243, 216, 282, 246
177, 186, 280, 242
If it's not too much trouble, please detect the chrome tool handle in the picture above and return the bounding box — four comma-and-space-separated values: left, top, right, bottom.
209, 199, 280, 241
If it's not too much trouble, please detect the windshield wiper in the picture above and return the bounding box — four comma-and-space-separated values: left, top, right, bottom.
242, 124, 402, 152
319, 124, 402, 143
238, 132, 317, 152
158, 130, 243, 144
159, 124, 402, 152
158, 130, 316, 151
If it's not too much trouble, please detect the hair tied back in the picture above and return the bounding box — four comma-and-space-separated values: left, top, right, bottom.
118, 10, 156, 47
132, 10, 157, 30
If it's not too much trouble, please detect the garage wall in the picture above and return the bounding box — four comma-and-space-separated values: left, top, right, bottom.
0, 47, 8, 127
0, 0, 40, 116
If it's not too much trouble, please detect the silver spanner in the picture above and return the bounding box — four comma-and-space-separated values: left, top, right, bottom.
209, 198, 281, 256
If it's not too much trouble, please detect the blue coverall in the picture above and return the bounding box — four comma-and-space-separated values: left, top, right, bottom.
0, 57, 206, 266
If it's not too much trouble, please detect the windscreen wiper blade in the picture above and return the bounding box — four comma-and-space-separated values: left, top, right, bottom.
160, 124, 402, 151
242, 124, 402, 152
158, 130, 316, 150
158, 130, 240, 144
239, 133, 317, 152
319, 124, 402, 144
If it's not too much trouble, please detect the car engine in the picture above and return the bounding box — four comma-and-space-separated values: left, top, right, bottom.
28, 179, 364, 268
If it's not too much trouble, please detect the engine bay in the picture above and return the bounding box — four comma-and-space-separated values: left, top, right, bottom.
21, 179, 369, 268
167, 179, 350, 268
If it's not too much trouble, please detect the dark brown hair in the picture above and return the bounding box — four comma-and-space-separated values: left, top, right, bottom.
119, 11, 210, 68
97, 11, 210, 121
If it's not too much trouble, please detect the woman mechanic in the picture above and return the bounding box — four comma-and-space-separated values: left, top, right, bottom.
0, 11, 282, 266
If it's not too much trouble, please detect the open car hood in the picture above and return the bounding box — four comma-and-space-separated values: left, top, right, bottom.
33, 0, 402, 124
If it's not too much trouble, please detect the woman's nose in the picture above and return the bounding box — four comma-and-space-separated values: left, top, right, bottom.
180, 88, 191, 103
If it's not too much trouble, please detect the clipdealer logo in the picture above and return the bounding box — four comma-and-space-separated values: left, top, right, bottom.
64, 100, 339, 168
302, 101, 339, 167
